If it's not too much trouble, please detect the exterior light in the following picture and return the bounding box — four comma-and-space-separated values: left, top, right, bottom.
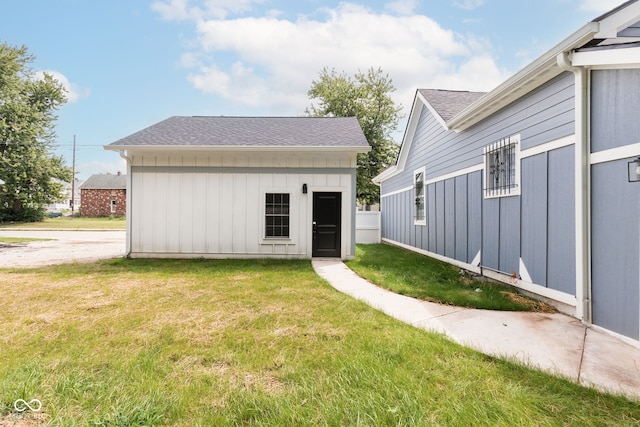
628, 157, 640, 182
302, 183, 307, 194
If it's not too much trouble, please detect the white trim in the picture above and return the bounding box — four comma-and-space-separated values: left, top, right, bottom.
519, 258, 533, 283
590, 142, 640, 164
383, 135, 574, 195
106, 145, 371, 154
418, 91, 448, 129
520, 134, 575, 159
571, 47, 640, 68
383, 238, 481, 274
380, 185, 414, 199
483, 134, 521, 199
424, 163, 483, 186
413, 167, 426, 226
261, 189, 296, 242
595, 1, 640, 39
471, 250, 481, 267
447, 22, 599, 131
383, 238, 577, 307
482, 269, 578, 307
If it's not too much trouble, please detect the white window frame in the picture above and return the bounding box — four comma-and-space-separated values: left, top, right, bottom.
110, 199, 117, 214
483, 134, 521, 198
414, 167, 426, 225
263, 191, 292, 240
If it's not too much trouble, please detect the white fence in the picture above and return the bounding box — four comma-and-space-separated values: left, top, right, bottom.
355, 212, 381, 244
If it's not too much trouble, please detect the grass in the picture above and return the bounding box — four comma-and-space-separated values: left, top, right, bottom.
1, 259, 638, 426
345, 244, 548, 311
0, 237, 52, 244
0, 216, 126, 230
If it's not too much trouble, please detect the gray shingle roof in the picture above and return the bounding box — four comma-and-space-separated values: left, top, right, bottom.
107, 116, 370, 149
418, 89, 486, 122
80, 174, 126, 190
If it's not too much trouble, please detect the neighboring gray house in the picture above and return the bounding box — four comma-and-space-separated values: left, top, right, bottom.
375, 1, 640, 342
105, 116, 370, 260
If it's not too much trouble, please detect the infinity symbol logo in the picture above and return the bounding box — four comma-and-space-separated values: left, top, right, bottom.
14, 399, 42, 412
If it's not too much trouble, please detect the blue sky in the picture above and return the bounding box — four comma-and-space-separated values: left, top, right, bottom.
0, 0, 623, 180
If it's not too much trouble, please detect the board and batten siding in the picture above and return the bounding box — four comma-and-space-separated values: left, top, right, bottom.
380, 72, 577, 301
127, 152, 357, 259
590, 68, 640, 339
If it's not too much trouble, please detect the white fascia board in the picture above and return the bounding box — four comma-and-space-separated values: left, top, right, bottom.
373, 92, 425, 183
595, 0, 640, 38
571, 46, 640, 67
447, 22, 599, 131
372, 165, 397, 185
104, 145, 371, 154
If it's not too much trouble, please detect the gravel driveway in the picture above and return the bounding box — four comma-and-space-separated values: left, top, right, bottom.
0, 230, 126, 268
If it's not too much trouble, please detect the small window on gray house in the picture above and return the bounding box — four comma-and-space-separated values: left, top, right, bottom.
484, 134, 520, 198
110, 199, 116, 214
414, 167, 426, 225
265, 193, 290, 238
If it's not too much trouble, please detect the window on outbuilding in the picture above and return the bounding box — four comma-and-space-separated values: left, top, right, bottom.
110, 199, 117, 214
484, 134, 520, 198
414, 167, 426, 225
265, 193, 290, 238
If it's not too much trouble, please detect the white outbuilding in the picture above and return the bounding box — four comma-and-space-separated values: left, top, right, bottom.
105, 116, 370, 260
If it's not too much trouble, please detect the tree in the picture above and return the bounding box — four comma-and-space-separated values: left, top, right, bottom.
0, 43, 71, 222
307, 67, 402, 206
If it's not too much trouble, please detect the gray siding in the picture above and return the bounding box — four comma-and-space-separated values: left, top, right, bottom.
546, 146, 575, 294
380, 71, 577, 298
591, 159, 640, 340
590, 68, 640, 339
521, 153, 548, 285
591, 69, 640, 153
382, 73, 575, 194
455, 175, 468, 262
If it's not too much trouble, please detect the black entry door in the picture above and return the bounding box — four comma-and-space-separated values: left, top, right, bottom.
312, 192, 341, 257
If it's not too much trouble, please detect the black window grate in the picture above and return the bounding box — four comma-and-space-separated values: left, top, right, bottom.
484, 136, 518, 197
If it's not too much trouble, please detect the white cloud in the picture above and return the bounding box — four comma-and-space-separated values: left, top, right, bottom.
579, 0, 624, 13
34, 70, 89, 103
155, 1, 507, 117
452, 0, 485, 11
385, 0, 418, 15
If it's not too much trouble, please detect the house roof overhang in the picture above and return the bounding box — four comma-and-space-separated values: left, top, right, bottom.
375, 0, 640, 185
446, 22, 599, 131
104, 145, 371, 154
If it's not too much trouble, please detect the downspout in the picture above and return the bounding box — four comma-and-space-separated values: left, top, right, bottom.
118, 149, 132, 257
557, 52, 591, 324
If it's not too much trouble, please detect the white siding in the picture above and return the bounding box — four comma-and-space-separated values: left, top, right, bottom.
128, 151, 357, 259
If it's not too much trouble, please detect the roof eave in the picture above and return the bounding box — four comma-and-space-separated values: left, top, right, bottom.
104, 145, 371, 154
446, 21, 600, 131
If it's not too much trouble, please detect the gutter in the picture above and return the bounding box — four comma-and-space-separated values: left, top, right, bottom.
447, 22, 599, 131
557, 52, 592, 325
117, 149, 132, 257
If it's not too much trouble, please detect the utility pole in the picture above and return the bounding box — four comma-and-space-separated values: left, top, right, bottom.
70, 135, 76, 215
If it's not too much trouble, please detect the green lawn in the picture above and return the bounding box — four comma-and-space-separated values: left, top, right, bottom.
346, 244, 548, 311
0, 259, 637, 426
0, 216, 126, 230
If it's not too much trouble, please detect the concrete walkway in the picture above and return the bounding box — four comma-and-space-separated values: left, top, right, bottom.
312, 258, 640, 401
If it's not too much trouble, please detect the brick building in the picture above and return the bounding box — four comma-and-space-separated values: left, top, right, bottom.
79, 173, 126, 217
